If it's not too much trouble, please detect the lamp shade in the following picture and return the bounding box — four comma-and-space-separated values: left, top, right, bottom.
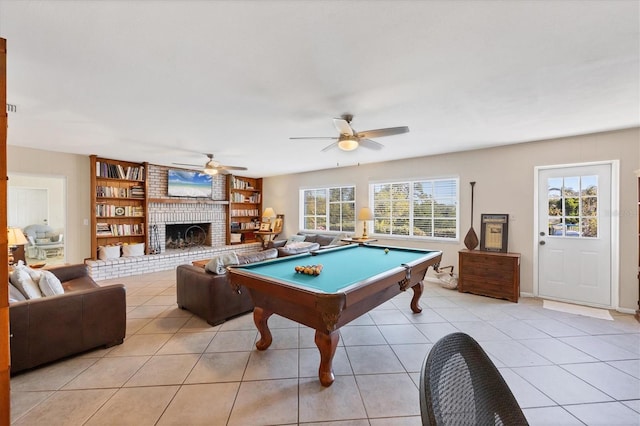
7, 228, 28, 246
338, 137, 359, 151
358, 207, 373, 221
262, 207, 276, 218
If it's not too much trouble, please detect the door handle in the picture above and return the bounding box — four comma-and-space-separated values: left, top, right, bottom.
539, 240, 546, 245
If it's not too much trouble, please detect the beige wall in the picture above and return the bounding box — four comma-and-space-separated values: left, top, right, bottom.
7, 146, 90, 263
6, 129, 638, 310
263, 128, 640, 312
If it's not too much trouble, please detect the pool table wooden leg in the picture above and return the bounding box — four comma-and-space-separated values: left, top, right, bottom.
410, 281, 424, 313
254, 306, 273, 350
315, 330, 339, 386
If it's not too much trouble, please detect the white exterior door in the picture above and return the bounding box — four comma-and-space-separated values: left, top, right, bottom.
536, 163, 613, 307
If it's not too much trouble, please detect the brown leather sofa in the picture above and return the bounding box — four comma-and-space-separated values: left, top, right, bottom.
176, 249, 278, 326
9, 264, 126, 374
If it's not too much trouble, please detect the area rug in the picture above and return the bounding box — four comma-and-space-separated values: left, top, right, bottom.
543, 300, 613, 321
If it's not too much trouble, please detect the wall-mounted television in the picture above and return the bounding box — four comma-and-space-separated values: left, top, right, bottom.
167, 169, 212, 198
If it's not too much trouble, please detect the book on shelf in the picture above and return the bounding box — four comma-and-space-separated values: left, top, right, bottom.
95, 161, 145, 181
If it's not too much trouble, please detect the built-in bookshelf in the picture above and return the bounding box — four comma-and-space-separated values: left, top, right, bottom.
90, 155, 149, 258
227, 175, 262, 245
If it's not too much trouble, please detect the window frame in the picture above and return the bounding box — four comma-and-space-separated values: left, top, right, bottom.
299, 185, 356, 233
368, 176, 460, 241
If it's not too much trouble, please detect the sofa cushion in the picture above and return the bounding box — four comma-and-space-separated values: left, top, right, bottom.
302, 234, 318, 243
10, 264, 42, 299
9, 283, 26, 303
315, 234, 336, 247
38, 270, 65, 297
277, 242, 320, 257
205, 252, 240, 275
286, 235, 306, 245
237, 248, 278, 264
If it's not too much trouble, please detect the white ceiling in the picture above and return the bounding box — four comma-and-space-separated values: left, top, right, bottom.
1, 1, 638, 177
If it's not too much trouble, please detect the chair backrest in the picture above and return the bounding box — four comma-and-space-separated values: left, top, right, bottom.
419, 332, 528, 426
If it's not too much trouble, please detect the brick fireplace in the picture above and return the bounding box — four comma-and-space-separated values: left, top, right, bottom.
86, 164, 262, 280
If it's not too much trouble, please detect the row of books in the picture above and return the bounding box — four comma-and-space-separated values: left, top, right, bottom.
230, 192, 260, 203
230, 176, 254, 190
230, 209, 259, 217
96, 185, 145, 198
96, 222, 145, 237
96, 204, 145, 217
96, 161, 145, 181
231, 221, 259, 230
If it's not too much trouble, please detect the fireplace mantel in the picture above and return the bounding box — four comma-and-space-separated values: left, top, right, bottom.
149, 198, 229, 205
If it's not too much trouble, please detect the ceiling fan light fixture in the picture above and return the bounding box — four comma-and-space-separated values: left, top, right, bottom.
338, 137, 359, 151
203, 167, 218, 176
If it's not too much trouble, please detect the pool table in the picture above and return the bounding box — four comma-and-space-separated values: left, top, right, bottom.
228, 243, 442, 386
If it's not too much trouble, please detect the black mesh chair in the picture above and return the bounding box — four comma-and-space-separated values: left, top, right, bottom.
419, 332, 529, 426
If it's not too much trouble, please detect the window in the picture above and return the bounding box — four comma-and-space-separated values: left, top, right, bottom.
301, 186, 355, 232
547, 175, 598, 238
371, 178, 458, 239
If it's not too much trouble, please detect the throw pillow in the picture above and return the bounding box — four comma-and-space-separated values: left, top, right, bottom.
122, 243, 145, 257
10, 264, 42, 299
285, 235, 306, 246
98, 245, 121, 260
315, 234, 335, 247
38, 270, 65, 297
205, 252, 240, 275
8, 283, 26, 303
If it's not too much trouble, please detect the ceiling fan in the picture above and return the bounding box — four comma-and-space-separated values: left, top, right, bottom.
173, 153, 247, 175
290, 114, 409, 152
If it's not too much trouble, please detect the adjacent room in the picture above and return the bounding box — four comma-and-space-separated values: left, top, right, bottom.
1, 1, 639, 425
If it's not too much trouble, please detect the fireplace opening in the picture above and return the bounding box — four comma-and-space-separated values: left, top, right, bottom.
165, 223, 210, 249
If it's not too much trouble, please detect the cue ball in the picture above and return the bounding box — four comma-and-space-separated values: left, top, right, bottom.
384, 248, 389, 254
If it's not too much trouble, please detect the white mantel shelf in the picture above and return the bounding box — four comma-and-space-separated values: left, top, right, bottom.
149, 198, 229, 204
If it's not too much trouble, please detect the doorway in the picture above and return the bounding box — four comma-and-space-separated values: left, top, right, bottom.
535, 162, 617, 308
7, 173, 66, 265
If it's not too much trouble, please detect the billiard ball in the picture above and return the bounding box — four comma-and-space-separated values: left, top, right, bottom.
384, 248, 390, 254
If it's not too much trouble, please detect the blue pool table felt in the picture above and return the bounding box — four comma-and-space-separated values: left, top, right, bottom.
237, 245, 436, 293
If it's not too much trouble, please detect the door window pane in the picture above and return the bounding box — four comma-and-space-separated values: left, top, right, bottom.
548, 175, 597, 238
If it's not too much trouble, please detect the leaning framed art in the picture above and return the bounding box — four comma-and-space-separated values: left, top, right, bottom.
480, 214, 509, 252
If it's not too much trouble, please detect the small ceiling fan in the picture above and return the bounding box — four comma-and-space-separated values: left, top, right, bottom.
173, 153, 247, 175
290, 114, 409, 152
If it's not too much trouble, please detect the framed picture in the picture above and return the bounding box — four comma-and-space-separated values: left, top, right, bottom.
480, 214, 509, 252
272, 214, 284, 234
259, 222, 272, 232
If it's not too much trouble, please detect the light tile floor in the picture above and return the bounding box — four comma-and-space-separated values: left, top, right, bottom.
9, 270, 640, 425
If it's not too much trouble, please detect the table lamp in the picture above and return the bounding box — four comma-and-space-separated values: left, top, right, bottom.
358, 207, 373, 239
262, 207, 276, 230
8, 227, 28, 265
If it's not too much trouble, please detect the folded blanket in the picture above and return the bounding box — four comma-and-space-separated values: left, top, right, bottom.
205, 252, 240, 275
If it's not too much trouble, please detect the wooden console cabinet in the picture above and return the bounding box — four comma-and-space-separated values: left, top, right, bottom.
458, 249, 521, 302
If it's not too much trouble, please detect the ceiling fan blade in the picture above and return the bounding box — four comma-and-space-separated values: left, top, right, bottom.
333, 118, 354, 136
358, 138, 384, 150
217, 165, 248, 171
290, 136, 338, 140
172, 162, 202, 167
321, 141, 339, 152
356, 126, 409, 139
